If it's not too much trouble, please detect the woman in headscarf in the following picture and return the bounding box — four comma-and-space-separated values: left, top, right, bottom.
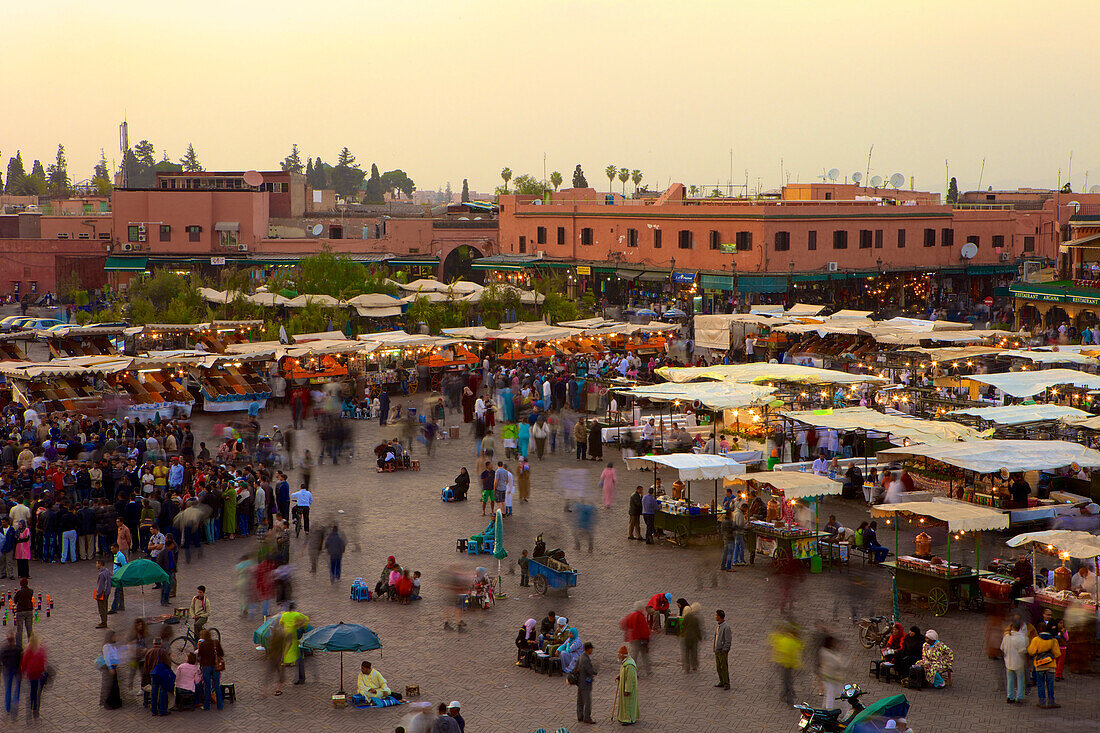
222, 481, 238, 540
448, 468, 470, 502
881, 622, 905, 660
918, 629, 953, 687
893, 625, 923, 678
587, 418, 603, 461
558, 628, 584, 674
516, 458, 530, 503
461, 386, 474, 424
599, 461, 617, 509
517, 420, 530, 461
515, 619, 538, 665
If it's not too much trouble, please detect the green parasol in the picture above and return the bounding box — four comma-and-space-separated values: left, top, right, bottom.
846, 693, 910, 727
112, 559, 169, 618
492, 509, 507, 597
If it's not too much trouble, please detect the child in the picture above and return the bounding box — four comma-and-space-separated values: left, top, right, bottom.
518, 549, 530, 587
411, 570, 422, 600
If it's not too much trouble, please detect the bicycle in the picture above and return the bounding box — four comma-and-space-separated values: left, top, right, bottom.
856, 615, 890, 649
291, 502, 302, 538
170, 619, 221, 658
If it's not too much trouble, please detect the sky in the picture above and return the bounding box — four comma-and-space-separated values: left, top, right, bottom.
3, 0, 1100, 196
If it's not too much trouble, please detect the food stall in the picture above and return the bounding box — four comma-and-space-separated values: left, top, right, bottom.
1005, 530, 1100, 618
626, 454, 746, 546
871, 499, 1008, 616
731, 471, 843, 566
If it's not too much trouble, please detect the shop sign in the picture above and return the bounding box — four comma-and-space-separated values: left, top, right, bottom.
211, 257, 226, 266
576, 266, 591, 276
718, 243, 738, 254
671, 271, 696, 284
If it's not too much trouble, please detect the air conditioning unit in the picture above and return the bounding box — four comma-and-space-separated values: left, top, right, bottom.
999, 253, 1010, 262
826, 262, 839, 272
137, 224, 146, 233
535, 250, 545, 259
122, 243, 134, 252
138, 234, 146, 242
237, 244, 249, 252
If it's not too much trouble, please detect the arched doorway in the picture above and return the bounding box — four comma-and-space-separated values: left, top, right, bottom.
441, 245, 484, 283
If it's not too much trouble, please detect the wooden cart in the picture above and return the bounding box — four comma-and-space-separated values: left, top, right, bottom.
883, 560, 989, 616
653, 510, 718, 547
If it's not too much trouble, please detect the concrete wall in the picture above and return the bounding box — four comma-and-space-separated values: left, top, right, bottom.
0, 239, 106, 295
111, 189, 268, 253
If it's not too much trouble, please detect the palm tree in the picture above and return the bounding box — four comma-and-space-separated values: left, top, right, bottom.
618, 167, 630, 195
605, 164, 617, 193
549, 171, 563, 191
631, 169, 643, 192
500, 167, 512, 193
688, 185, 699, 197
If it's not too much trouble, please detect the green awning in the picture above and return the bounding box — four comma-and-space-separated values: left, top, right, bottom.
472, 260, 526, 271
965, 264, 1018, 275
105, 256, 148, 271
386, 257, 439, 267
738, 275, 787, 294
700, 274, 736, 291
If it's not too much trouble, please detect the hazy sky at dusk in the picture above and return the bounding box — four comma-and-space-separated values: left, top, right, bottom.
4, 0, 1099, 195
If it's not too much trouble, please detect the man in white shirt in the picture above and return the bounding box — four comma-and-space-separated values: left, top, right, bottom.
290, 486, 313, 534
744, 336, 755, 362
1071, 566, 1092, 592
811, 450, 829, 476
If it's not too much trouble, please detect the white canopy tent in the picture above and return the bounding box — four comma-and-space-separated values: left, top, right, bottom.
245, 292, 291, 307
785, 303, 827, 317
947, 404, 1093, 426
285, 294, 343, 308
400, 291, 450, 304
878, 439, 1100, 475
963, 369, 1100, 398
733, 471, 843, 500
998, 350, 1099, 366
626, 453, 746, 480
656, 363, 889, 386
871, 497, 1009, 532
616, 381, 776, 411
781, 406, 984, 443
292, 331, 348, 343
345, 293, 402, 308
1006, 530, 1100, 560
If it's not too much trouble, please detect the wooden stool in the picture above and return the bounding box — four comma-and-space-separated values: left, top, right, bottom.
882, 663, 900, 684
221, 683, 236, 703
533, 653, 550, 674
547, 657, 562, 677
410, 460, 420, 471
869, 660, 883, 679
456, 538, 469, 553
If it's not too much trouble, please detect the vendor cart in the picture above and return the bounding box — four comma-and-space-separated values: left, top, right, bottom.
747, 520, 825, 565
528, 557, 579, 595
882, 559, 987, 616
653, 508, 717, 547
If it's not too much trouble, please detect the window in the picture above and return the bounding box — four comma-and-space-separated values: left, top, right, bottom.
966, 235, 979, 250
709, 230, 720, 250
859, 229, 872, 249
807, 231, 817, 251
824, 193, 832, 200
10, 282, 18, 295
874, 229, 883, 249
832, 231, 848, 250
627, 229, 639, 248
218, 230, 239, 247
57, 233, 69, 239
992, 234, 1005, 250
29, 282, 37, 294
774, 231, 790, 251
536, 227, 546, 245
329, 225, 343, 239
78, 233, 90, 240
186, 225, 201, 243
654, 229, 662, 249
736, 231, 752, 251
924, 228, 936, 247
518, 236, 527, 254
159, 224, 171, 242
897, 229, 906, 248
678, 230, 693, 250
580, 227, 593, 246
941, 228, 954, 247
128, 225, 141, 242
98, 232, 111, 240
1023, 236, 1035, 252
557, 227, 565, 245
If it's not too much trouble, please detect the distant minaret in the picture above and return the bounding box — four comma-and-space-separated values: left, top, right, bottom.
118, 120, 129, 187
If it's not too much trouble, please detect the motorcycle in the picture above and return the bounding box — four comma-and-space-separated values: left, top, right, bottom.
794, 684, 911, 732
857, 615, 890, 650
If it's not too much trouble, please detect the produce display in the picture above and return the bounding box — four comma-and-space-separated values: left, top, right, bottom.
897, 554, 972, 577
658, 499, 711, 516
1034, 586, 1099, 612
748, 519, 815, 539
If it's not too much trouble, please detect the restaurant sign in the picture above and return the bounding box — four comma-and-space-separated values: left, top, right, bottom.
576, 266, 592, 276
671, 271, 696, 284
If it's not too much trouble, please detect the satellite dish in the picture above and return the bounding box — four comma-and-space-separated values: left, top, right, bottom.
851, 172, 862, 184
310, 224, 324, 236
960, 242, 978, 260
1090, 185, 1100, 194
870, 175, 883, 187
889, 173, 905, 189
243, 170, 264, 187
827, 168, 840, 181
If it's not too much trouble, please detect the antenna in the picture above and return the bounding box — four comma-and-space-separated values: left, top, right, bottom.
864, 145, 874, 187
889, 173, 904, 189
851, 172, 862, 184
818, 168, 828, 183
243, 170, 263, 187
118, 120, 129, 188
977, 158, 986, 192
828, 168, 840, 182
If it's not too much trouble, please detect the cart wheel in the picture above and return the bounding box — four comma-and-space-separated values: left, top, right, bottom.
674, 532, 687, 547
771, 547, 791, 569
533, 575, 548, 595
927, 587, 949, 616
857, 624, 877, 650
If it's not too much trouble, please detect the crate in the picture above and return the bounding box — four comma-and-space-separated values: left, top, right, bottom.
332, 694, 346, 708
404, 685, 420, 698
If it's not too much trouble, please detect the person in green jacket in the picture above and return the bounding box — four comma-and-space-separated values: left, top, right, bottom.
615, 645, 639, 725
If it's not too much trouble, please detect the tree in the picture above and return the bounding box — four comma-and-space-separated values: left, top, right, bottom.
604, 165, 617, 193
305, 158, 314, 186
549, 171, 563, 191
380, 169, 415, 199
29, 160, 46, 194
332, 147, 364, 198
362, 163, 384, 203
500, 167, 512, 193
180, 143, 203, 172
572, 164, 588, 188
133, 140, 156, 168
281, 144, 305, 174
461, 179, 470, 202
688, 185, 699, 197
1061, 182, 1073, 194
46, 145, 73, 196
946, 177, 959, 204
511, 174, 551, 197
296, 247, 395, 299
618, 167, 629, 195
4, 152, 24, 195
313, 158, 328, 189
444, 181, 453, 203
631, 169, 643, 192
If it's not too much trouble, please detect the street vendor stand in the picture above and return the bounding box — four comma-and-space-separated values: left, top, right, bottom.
626, 454, 746, 546
731, 471, 843, 567
1005, 530, 1100, 619
871, 499, 1008, 616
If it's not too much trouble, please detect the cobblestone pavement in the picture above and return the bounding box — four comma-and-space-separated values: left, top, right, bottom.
19, 407, 1100, 732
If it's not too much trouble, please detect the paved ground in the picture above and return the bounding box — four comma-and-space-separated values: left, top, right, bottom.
18, 405, 1100, 731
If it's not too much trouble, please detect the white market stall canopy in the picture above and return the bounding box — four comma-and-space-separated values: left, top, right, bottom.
345, 293, 402, 309
285, 294, 343, 308
292, 331, 348, 343
1006, 530, 1100, 560
693, 313, 792, 350
224, 341, 285, 359
998, 350, 1099, 366
831, 309, 875, 320
964, 368, 1100, 397
733, 471, 843, 500
656, 363, 889, 386
284, 340, 372, 358
784, 303, 827, 317
947, 404, 1094, 426
198, 288, 243, 304
781, 406, 983, 443
461, 285, 544, 305
616, 381, 776, 410
878, 439, 1100, 474
1064, 414, 1100, 431
871, 497, 1009, 532
397, 278, 484, 295
626, 454, 746, 480
905, 346, 1006, 361
0, 356, 134, 379
245, 292, 291, 307
494, 321, 579, 340
400, 291, 450, 304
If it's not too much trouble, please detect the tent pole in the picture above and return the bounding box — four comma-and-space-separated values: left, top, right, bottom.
947, 531, 951, 566
975, 532, 980, 573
